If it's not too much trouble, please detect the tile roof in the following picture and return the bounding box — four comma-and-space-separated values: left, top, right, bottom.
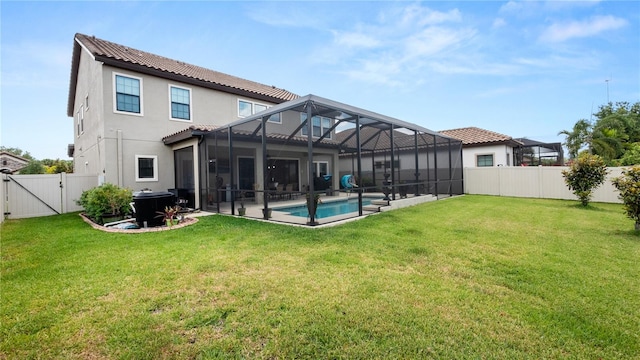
162, 124, 340, 147
439, 127, 522, 147
68, 33, 298, 116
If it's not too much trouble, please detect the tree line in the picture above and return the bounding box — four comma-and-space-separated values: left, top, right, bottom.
1, 147, 73, 174
559, 101, 640, 165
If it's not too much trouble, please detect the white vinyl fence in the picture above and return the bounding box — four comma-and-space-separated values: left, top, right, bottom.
1, 173, 98, 222
464, 166, 624, 204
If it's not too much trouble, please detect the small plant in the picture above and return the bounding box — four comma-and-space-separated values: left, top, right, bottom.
237, 191, 246, 216
76, 183, 133, 224
612, 166, 640, 230
156, 205, 181, 227
561, 153, 608, 206
306, 192, 322, 223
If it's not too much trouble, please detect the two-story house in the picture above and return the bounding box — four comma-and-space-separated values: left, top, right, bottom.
67, 33, 463, 218
67, 33, 301, 209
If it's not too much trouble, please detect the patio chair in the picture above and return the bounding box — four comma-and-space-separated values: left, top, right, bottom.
285, 183, 293, 200
276, 184, 285, 200
290, 183, 299, 199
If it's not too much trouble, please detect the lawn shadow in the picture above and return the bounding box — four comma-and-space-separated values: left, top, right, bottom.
567, 203, 615, 213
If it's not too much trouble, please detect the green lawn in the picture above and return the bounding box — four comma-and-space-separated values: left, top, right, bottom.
1, 195, 639, 359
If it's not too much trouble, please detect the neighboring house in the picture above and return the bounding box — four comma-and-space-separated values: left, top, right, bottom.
0, 152, 29, 174
439, 127, 523, 167
67, 33, 462, 216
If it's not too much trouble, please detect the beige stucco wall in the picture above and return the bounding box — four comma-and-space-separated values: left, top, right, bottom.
71, 44, 105, 178
462, 144, 513, 167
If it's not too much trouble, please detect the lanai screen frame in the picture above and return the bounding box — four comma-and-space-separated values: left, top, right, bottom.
206, 94, 462, 225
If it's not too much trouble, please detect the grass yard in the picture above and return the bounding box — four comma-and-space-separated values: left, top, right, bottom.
1, 195, 639, 359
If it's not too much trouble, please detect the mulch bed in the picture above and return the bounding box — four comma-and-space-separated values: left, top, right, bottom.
79, 213, 199, 233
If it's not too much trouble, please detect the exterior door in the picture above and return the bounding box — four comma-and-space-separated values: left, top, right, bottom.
174, 146, 195, 208
238, 157, 255, 197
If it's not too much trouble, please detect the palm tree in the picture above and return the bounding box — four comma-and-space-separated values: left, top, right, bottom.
558, 119, 591, 159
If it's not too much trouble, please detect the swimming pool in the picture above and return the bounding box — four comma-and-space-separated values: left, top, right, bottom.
274, 197, 376, 218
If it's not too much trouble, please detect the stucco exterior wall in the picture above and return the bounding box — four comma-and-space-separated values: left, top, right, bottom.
462, 144, 513, 167
72, 45, 105, 177
79, 60, 288, 193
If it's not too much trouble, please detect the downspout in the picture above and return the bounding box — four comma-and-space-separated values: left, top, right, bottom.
117, 130, 123, 186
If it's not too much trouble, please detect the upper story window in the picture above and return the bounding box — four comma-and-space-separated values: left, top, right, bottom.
114, 73, 142, 115
238, 99, 280, 123
170, 85, 191, 121
238, 100, 252, 117
300, 113, 332, 139
80, 105, 84, 134
477, 154, 494, 167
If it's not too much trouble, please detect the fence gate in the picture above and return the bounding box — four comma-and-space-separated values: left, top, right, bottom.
2, 173, 98, 220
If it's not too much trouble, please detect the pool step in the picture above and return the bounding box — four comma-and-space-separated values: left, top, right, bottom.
363, 199, 390, 213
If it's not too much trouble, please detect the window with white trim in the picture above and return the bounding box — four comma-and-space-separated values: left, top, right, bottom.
114, 73, 142, 114
135, 155, 158, 181
238, 99, 280, 123
169, 85, 191, 121
238, 100, 252, 117
76, 110, 80, 137
300, 113, 333, 139
477, 154, 494, 167
314, 161, 329, 177
80, 105, 84, 134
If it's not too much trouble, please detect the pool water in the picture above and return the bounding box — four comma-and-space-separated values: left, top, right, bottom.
275, 197, 376, 218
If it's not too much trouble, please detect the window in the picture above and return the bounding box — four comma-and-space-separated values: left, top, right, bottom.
85, 94, 89, 110
238, 99, 280, 123
80, 105, 84, 134
76, 110, 80, 137
114, 73, 142, 114
169, 85, 191, 120
254, 103, 267, 113
238, 100, 252, 117
135, 155, 158, 181
314, 161, 329, 177
300, 114, 333, 139
477, 154, 494, 167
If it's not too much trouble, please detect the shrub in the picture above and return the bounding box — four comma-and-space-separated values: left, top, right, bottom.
612, 166, 640, 230
561, 153, 608, 206
76, 183, 133, 224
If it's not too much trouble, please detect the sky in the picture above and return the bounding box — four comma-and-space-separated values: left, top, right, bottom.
1, 0, 639, 160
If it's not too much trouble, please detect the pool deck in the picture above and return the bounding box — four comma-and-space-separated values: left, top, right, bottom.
206, 191, 442, 228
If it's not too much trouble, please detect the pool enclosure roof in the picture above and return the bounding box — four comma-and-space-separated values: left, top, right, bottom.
220, 94, 454, 142
163, 94, 460, 153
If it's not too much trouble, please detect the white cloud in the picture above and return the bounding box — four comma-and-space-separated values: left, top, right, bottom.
540, 15, 628, 42
403, 27, 476, 60
492, 18, 507, 29
400, 4, 462, 27
332, 31, 381, 49
310, 3, 476, 86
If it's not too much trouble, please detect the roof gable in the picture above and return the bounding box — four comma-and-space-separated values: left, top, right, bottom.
67, 33, 298, 116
